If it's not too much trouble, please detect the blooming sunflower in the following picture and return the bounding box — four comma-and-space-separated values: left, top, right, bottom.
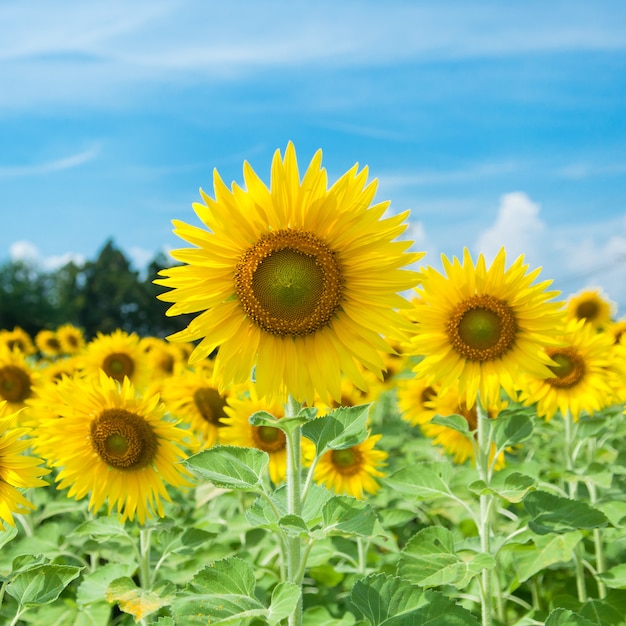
0, 345, 37, 411
160, 364, 231, 449
35, 372, 192, 524
0, 327, 36, 356
155, 143, 422, 404
607, 319, 626, 344
35, 329, 63, 358
410, 248, 564, 408
565, 288, 614, 331
0, 403, 50, 526
517, 318, 619, 421
396, 374, 440, 428
80, 329, 151, 390
308, 433, 387, 499
56, 323, 85, 355
220, 386, 288, 484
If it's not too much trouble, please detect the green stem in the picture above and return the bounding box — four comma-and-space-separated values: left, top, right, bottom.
139, 528, 153, 590
563, 412, 588, 603
285, 395, 304, 626
476, 399, 494, 626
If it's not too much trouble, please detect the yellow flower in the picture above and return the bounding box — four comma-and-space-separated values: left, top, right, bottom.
396, 375, 440, 428
56, 323, 85, 355
566, 288, 614, 330
0, 345, 37, 410
0, 403, 50, 526
517, 318, 619, 420
220, 387, 288, 484
0, 327, 36, 356
309, 434, 387, 499
80, 329, 151, 390
160, 364, 231, 449
156, 143, 422, 404
410, 248, 564, 408
35, 329, 63, 357
35, 372, 192, 524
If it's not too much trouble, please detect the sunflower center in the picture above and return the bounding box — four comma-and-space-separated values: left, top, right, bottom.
193, 387, 227, 426
0, 365, 32, 403
103, 353, 135, 382
576, 300, 599, 322
234, 229, 343, 336
446, 295, 517, 361
90, 408, 158, 470
331, 447, 363, 476
420, 386, 437, 405
546, 348, 586, 388
458, 404, 478, 430
251, 425, 287, 453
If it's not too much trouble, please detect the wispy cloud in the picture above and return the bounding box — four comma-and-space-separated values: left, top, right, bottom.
556, 161, 626, 180
0, 145, 100, 178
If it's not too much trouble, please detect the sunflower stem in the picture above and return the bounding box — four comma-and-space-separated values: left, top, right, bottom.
284, 395, 304, 626
476, 398, 494, 626
139, 527, 153, 590
586, 437, 607, 598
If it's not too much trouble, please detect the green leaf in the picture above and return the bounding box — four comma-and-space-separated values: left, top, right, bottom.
184, 445, 269, 489
510, 531, 582, 586
171, 556, 267, 624
6, 564, 83, 607
321, 496, 382, 538
580, 597, 626, 626
301, 404, 371, 456
279, 514, 310, 537
493, 410, 533, 449
523, 491, 609, 535
0, 525, 18, 550
598, 564, 626, 589
267, 581, 301, 626
399, 527, 494, 589
106, 577, 176, 622
386, 462, 454, 501
249, 409, 314, 435
469, 472, 536, 503
545, 608, 597, 626
430, 414, 471, 436
351, 573, 479, 625
71, 515, 129, 543
304, 605, 358, 625
76, 562, 136, 606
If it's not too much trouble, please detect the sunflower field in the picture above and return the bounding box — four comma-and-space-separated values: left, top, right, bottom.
2, 145, 626, 626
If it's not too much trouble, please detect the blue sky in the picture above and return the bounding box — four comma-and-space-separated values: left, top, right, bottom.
3, 1, 626, 310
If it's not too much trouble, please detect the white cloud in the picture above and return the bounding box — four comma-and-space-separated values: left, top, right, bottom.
0, 145, 100, 178
474, 192, 545, 265
9, 241, 85, 270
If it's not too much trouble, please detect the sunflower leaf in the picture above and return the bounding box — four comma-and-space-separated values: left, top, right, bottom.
492, 410, 534, 449
350, 573, 479, 625
267, 581, 302, 626
184, 445, 269, 489
469, 471, 536, 503
430, 414, 471, 436
302, 404, 371, 456
523, 490, 609, 535
386, 462, 454, 501
321, 496, 383, 538
545, 608, 597, 626
249, 407, 317, 434
6, 564, 83, 607
398, 527, 495, 589
106, 577, 175, 622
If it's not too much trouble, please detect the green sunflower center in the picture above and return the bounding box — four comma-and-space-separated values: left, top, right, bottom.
252, 425, 286, 453
103, 353, 135, 382
546, 348, 586, 388
234, 229, 343, 336
447, 295, 517, 361
576, 300, 599, 322
0, 365, 32, 403
331, 447, 363, 476
193, 387, 227, 426
90, 408, 158, 470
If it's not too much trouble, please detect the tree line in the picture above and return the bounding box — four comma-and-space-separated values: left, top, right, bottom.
0, 239, 193, 340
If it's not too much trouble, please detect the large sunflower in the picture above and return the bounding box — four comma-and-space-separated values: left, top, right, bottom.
155, 143, 422, 404
35, 372, 192, 524
517, 318, 619, 420
410, 248, 564, 408
0, 403, 50, 526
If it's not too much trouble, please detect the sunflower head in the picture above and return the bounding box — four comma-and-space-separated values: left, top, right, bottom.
0, 346, 36, 409
0, 327, 36, 356
56, 324, 85, 355
156, 143, 423, 404
566, 288, 615, 331
35, 329, 63, 357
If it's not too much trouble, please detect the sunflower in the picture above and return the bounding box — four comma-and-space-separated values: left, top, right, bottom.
155, 143, 422, 404
0, 327, 36, 356
410, 248, 564, 409
220, 386, 288, 484
0, 345, 37, 410
308, 433, 387, 499
35, 329, 63, 358
35, 372, 192, 524
80, 329, 151, 390
420, 386, 507, 467
565, 288, 614, 331
140, 337, 182, 380
56, 323, 85, 355
605, 318, 626, 344
517, 318, 620, 421
396, 374, 440, 428
0, 403, 50, 526
160, 364, 231, 449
